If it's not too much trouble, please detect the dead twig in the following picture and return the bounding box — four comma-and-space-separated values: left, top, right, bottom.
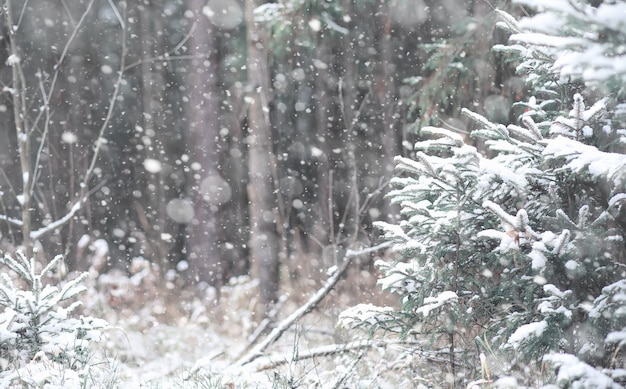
234, 242, 391, 366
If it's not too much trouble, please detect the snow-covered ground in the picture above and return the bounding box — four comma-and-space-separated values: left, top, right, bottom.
84, 264, 407, 388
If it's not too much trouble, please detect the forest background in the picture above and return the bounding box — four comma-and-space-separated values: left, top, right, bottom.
0, 0, 516, 312
2, 0, 625, 387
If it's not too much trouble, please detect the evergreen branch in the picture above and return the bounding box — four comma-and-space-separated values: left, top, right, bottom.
0, 283, 15, 307
577, 205, 590, 229
556, 209, 578, 229
393, 156, 427, 176
517, 209, 529, 232
420, 126, 465, 146
483, 200, 518, 229
462, 108, 496, 130
40, 255, 64, 280
552, 229, 571, 255
53, 273, 89, 306
2, 252, 31, 282
572, 93, 584, 139
522, 116, 543, 140
494, 10, 521, 34
415, 152, 437, 177
508, 124, 539, 144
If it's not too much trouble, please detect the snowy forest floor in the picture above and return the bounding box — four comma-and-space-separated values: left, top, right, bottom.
82, 259, 407, 388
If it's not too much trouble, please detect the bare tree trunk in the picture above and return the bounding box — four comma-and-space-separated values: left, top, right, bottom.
313, 40, 332, 249
6, 0, 32, 258
185, 0, 224, 285
245, 0, 281, 313
339, 0, 361, 246
377, 1, 400, 223
138, 0, 170, 273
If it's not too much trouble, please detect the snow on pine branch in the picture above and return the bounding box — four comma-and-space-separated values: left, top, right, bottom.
338, 304, 395, 329
415, 291, 458, 317
543, 136, 626, 192
511, 0, 626, 85
542, 353, 622, 388
506, 320, 547, 351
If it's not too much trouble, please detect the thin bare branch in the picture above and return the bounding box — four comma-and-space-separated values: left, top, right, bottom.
0, 214, 23, 228
30, 201, 81, 241
173, 21, 197, 53
29, 179, 105, 242
106, 0, 125, 28
30, 72, 51, 195
83, 3, 128, 188
16, 0, 29, 30
235, 241, 392, 366
30, 0, 95, 134
251, 340, 375, 371
123, 54, 208, 72
59, 0, 76, 27
122, 20, 202, 73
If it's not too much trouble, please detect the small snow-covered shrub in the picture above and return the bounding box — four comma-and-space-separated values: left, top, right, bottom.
0, 251, 110, 387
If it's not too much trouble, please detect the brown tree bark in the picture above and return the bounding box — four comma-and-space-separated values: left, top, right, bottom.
245, 0, 281, 313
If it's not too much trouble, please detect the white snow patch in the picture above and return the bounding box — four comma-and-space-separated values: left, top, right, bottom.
605, 329, 626, 346
77, 234, 90, 249
93, 239, 109, 258
529, 247, 547, 271
6, 54, 20, 66
61, 132, 78, 144
543, 284, 566, 299
543, 353, 620, 388
143, 158, 162, 174
507, 321, 547, 350
544, 136, 626, 188
310, 146, 324, 158
166, 198, 195, 224
204, 0, 243, 30
416, 291, 458, 317
608, 193, 626, 208
338, 304, 394, 328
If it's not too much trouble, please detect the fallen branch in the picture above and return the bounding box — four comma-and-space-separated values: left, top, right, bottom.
250, 339, 378, 372
235, 241, 391, 366
249, 341, 467, 377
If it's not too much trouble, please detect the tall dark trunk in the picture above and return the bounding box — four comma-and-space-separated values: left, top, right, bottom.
185, 0, 223, 285
378, 1, 400, 223
340, 0, 360, 246
245, 0, 281, 313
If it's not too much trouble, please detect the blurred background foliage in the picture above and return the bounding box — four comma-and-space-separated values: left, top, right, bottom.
0, 0, 520, 298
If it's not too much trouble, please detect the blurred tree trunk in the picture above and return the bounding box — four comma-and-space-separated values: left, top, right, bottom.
313, 39, 332, 250
377, 1, 400, 223
137, 0, 170, 271
5, 0, 33, 258
185, 0, 223, 285
245, 0, 281, 313
339, 0, 360, 246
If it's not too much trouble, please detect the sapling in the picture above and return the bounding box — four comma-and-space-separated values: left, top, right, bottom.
0, 251, 109, 387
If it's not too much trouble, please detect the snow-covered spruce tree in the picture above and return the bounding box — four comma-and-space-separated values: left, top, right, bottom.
340, 1, 626, 387
0, 251, 110, 387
